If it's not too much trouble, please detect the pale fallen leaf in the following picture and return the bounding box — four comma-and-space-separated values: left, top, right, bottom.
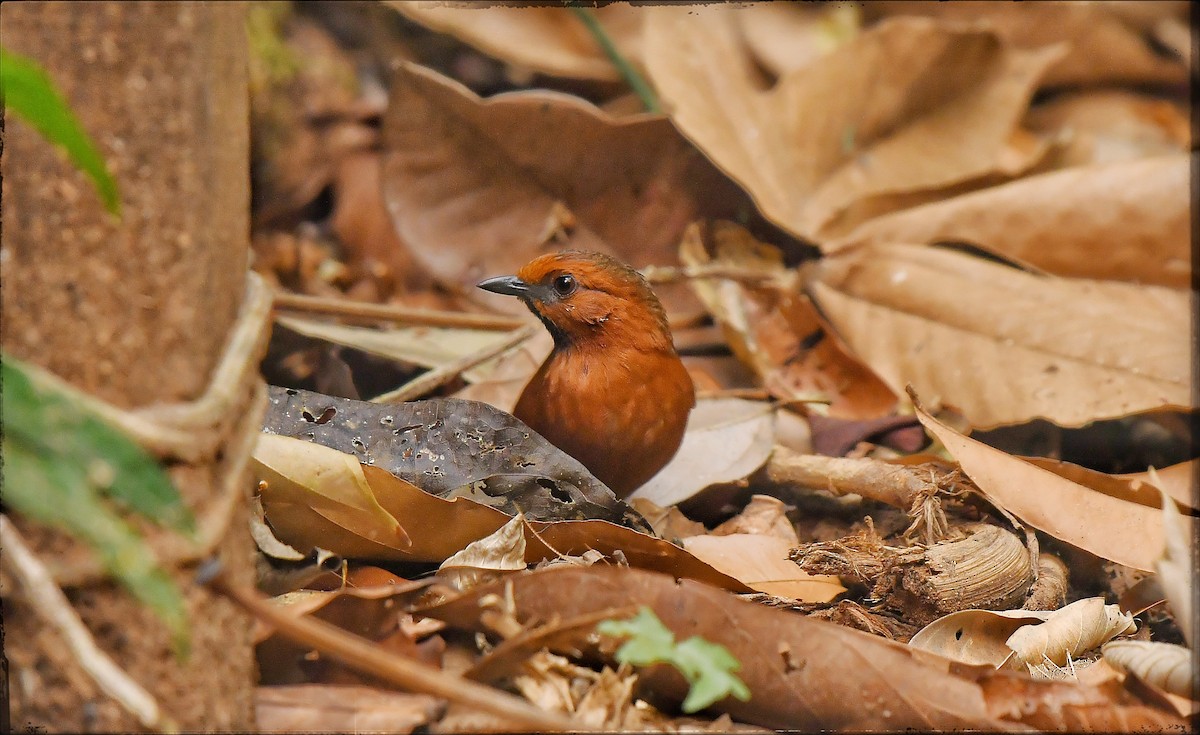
1023, 90, 1189, 169
631, 398, 775, 507
644, 11, 1060, 239
1006, 597, 1137, 669
388, 3, 642, 82
1154, 483, 1194, 647
735, 2, 860, 77
681, 533, 844, 602
438, 513, 529, 591
868, 1, 1188, 88
1102, 640, 1193, 699
832, 155, 1191, 288
914, 398, 1199, 571
627, 498, 707, 541
809, 244, 1191, 428
909, 609, 1051, 669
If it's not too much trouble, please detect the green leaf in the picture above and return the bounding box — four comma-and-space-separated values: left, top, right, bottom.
598, 606, 751, 713
0, 46, 121, 215
1, 357, 192, 653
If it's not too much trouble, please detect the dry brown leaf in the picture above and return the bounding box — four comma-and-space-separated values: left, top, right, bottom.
627, 498, 707, 542
975, 669, 1186, 730
681, 221, 896, 419
256, 685, 444, 733
680, 533, 844, 602
631, 397, 775, 507
735, 2, 860, 77
868, 1, 1188, 88
1123, 460, 1198, 510
1024, 90, 1190, 169
418, 565, 1183, 730
644, 11, 1060, 239
809, 244, 1191, 428
381, 61, 746, 314
913, 397, 1199, 571
832, 154, 1191, 287
452, 329, 552, 413
1006, 598, 1137, 669
1023, 457, 1198, 513
712, 495, 799, 545
1102, 640, 1193, 699
388, 3, 642, 82
256, 435, 749, 590
909, 609, 1051, 669
438, 513, 529, 591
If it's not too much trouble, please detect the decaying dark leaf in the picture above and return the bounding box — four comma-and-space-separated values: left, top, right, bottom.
263, 386, 647, 531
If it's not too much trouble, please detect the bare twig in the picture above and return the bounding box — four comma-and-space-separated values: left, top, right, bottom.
373, 324, 538, 403
1, 515, 177, 733
273, 290, 525, 331
202, 566, 586, 732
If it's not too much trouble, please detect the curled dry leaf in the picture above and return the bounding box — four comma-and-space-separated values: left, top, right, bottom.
914, 397, 1199, 572
631, 397, 776, 507
1006, 597, 1137, 669
712, 495, 798, 545
381, 61, 748, 315
644, 11, 1060, 239
680, 533, 844, 602
1154, 484, 1194, 647
1102, 640, 1193, 699
867, 1, 1188, 88
680, 221, 896, 419
438, 513, 528, 592
388, 3, 642, 82
909, 609, 1052, 669
832, 154, 1191, 288
809, 244, 1192, 428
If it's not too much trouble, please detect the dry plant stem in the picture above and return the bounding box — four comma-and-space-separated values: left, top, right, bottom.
763, 446, 934, 510
206, 571, 586, 733
44, 382, 268, 588
0, 515, 177, 733
373, 324, 538, 403
272, 290, 525, 331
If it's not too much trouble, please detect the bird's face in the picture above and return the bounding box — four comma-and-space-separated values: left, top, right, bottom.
478, 251, 673, 352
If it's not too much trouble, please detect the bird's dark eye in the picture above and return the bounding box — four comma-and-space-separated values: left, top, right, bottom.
551, 274, 577, 297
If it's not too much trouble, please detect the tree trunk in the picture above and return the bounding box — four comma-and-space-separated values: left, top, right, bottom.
2, 2, 258, 729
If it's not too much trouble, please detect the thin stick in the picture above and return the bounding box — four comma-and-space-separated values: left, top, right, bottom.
372, 324, 537, 403
204, 568, 585, 732
1, 515, 177, 733
273, 290, 525, 331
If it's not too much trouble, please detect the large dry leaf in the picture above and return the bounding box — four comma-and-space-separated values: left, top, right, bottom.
680, 221, 896, 419
381, 61, 747, 314
257, 434, 750, 591
417, 565, 1180, 730
644, 11, 1061, 239
735, 2, 861, 77
832, 154, 1191, 288
1024, 457, 1199, 512
389, 3, 642, 82
914, 398, 1199, 571
1102, 641, 1193, 699
868, 1, 1189, 88
631, 397, 775, 507
1155, 484, 1194, 647
807, 243, 1191, 428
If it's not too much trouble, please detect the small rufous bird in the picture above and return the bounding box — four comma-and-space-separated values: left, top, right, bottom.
478, 251, 695, 498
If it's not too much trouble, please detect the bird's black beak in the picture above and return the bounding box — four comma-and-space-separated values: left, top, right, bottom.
477, 275, 531, 297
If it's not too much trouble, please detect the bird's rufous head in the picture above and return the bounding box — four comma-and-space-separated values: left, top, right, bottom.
477, 251, 674, 353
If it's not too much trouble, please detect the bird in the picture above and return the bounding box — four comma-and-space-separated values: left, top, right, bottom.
477, 251, 695, 498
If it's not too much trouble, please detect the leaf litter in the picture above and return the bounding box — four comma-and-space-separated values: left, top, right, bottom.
244, 3, 1194, 731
